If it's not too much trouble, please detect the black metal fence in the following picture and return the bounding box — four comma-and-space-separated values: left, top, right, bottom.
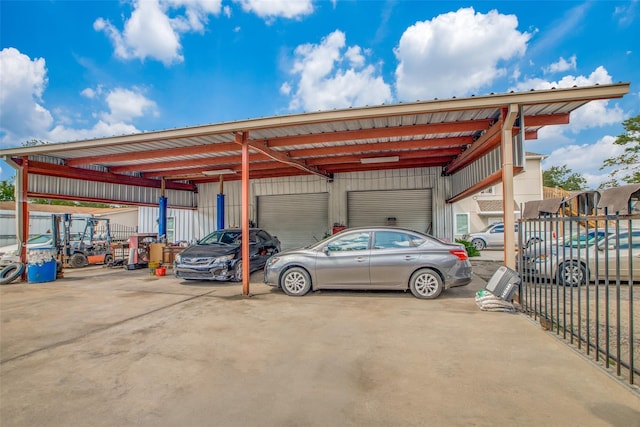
110, 223, 138, 242
517, 185, 639, 387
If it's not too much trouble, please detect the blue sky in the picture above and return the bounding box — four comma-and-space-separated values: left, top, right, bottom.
1, 0, 639, 188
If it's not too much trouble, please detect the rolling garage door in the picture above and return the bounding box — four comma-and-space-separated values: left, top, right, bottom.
258, 193, 329, 250
347, 189, 433, 234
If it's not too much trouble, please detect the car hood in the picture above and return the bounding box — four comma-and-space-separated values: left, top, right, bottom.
274, 247, 317, 257
178, 244, 238, 258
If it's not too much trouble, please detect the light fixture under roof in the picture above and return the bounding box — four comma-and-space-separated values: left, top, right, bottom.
202, 169, 237, 176
360, 156, 400, 164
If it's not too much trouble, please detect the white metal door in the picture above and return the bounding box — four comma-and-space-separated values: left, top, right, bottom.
258, 193, 329, 250
347, 189, 433, 234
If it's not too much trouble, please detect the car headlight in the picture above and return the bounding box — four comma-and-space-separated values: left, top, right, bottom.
214, 254, 235, 263
534, 254, 550, 262
266, 257, 281, 268
175, 254, 182, 263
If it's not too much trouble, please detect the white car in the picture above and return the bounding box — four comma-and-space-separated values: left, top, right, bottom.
521, 229, 639, 285
0, 234, 54, 266
463, 222, 556, 251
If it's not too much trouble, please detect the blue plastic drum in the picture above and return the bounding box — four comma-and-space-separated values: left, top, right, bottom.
27, 247, 57, 283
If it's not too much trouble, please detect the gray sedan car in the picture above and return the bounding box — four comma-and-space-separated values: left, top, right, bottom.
264, 227, 472, 299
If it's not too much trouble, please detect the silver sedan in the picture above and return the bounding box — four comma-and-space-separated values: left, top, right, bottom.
264, 227, 472, 299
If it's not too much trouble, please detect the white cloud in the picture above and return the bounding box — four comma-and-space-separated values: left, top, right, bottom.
542, 135, 625, 189
614, 1, 637, 27
95, 0, 222, 65
48, 121, 140, 143
545, 55, 577, 73
345, 46, 365, 68
283, 30, 392, 111
234, 0, 313, 20
512, 66, 625, 132
0, 48, 158, 147
101, 88, 158, 124
166, 0, 222, 32
0, 48, 53, 147
394, 7, 531, 100
280, 82, 292, 96
81, 88, 96, 99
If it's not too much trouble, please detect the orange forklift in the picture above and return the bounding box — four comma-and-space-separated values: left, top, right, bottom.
52, 215, 114, 268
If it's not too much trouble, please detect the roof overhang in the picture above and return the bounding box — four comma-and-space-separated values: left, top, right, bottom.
0, 83, 630, 205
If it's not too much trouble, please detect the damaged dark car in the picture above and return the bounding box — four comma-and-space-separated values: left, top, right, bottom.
174, 228, 281, 282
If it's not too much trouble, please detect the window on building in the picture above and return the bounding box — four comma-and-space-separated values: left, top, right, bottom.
455, 213, 469, 235
167, 217, 175, 243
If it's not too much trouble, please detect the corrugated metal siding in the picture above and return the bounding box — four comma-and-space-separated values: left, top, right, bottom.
258, 193, 329, 249
138, 207, 196, 243
28, 175, 196, 208
449, 134, 525, 200
195, 167, 455, 242
450, 148, 502, 198
347, 189, 433, 233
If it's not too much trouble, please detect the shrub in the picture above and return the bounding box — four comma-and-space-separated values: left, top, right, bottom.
455, 239, 480, 257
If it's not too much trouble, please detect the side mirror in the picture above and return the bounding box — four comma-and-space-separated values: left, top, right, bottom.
322, 246, 331, 255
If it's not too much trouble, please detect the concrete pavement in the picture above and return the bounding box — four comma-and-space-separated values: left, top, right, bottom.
1, 265, 638, 426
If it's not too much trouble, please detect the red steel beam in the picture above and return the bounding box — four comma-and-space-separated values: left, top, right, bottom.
114, 138, 468, 175
326, 159, 448, 173
446, 167, 524, 203
259, 120, 492, 148
524, 113, 569, 126
110, 153, 271, 173
20, 160, 195, 191
66, 142, 239, 167
444, 120, 505, 174
307, 153, 456, 166
288, 136, 471, 158
243, 140, 330, 179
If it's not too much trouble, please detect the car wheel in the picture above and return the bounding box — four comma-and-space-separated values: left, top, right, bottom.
471, 238, 486, 251
69, 253, 87, 268
232, 261, 242, 282
409, 268, 443, 299
103, 254, 113, 265
281, 267, 311, 296
557, 261, 586, 286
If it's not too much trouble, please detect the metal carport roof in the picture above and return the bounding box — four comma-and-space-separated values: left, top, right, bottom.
1, 83, 630, 205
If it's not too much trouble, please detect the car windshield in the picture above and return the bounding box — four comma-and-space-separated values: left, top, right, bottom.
27, 234, 52, 244
199, 231, 242, 245
482, 224, 497, 232
561, 231, 606, 247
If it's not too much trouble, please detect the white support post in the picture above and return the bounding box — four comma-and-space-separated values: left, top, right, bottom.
501, 104, 519, 269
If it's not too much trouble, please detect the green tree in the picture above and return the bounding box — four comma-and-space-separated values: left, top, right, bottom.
30, 198, 112, 208
600, 114, 640, 188
0, 178, 15, 201
543, 165, 587, 191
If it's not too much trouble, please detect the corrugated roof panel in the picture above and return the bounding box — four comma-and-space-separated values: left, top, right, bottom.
0, 84, 628, 203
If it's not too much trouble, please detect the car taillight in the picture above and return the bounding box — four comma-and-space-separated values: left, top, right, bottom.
450, 249, 468, 261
